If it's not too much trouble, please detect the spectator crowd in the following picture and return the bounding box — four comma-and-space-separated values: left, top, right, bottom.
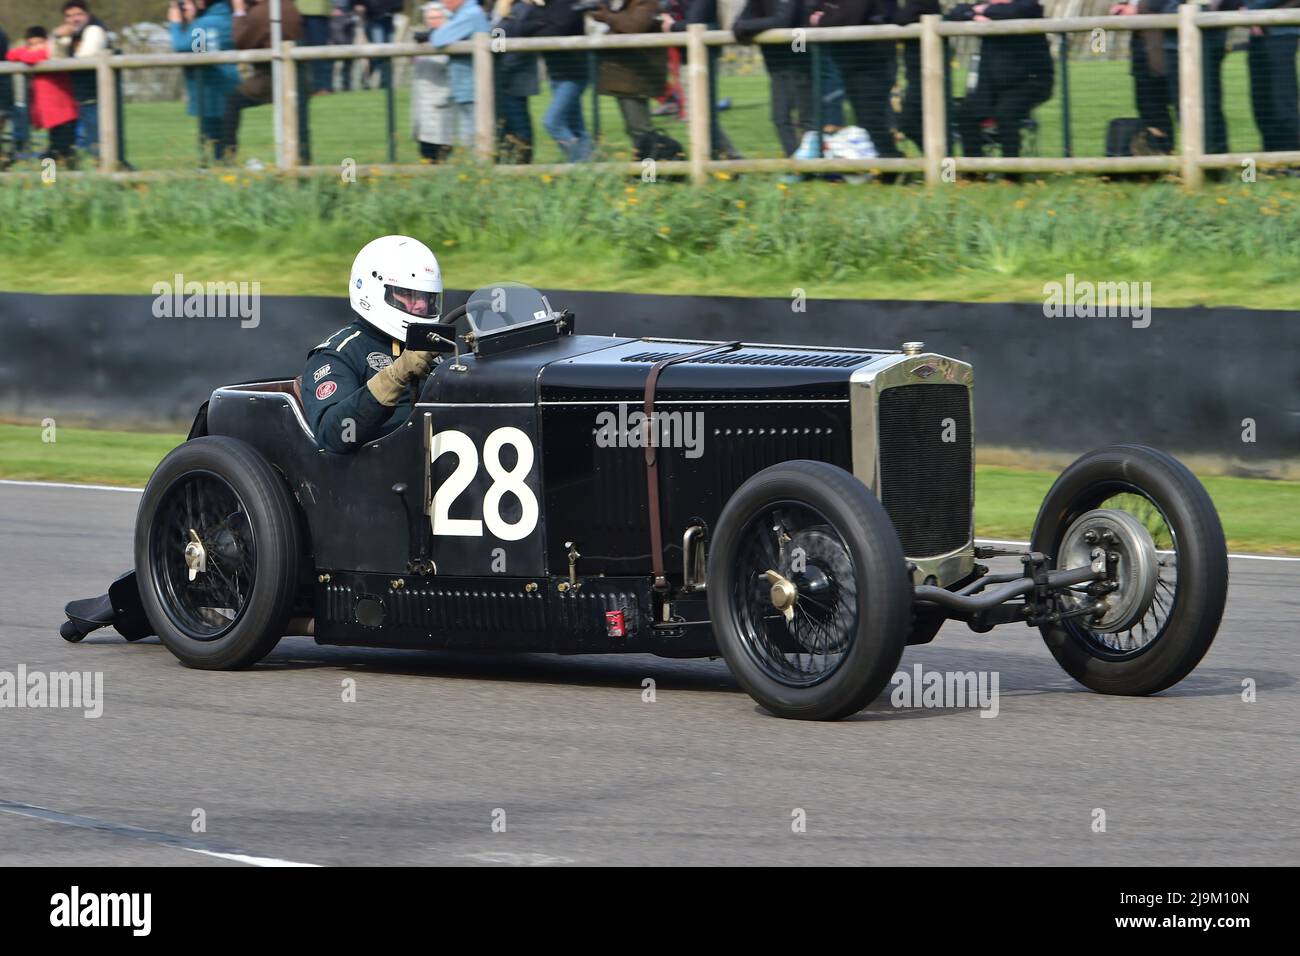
1, 0, 1298, 171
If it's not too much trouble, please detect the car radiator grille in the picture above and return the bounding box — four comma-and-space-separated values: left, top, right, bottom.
877, 384, 972, 558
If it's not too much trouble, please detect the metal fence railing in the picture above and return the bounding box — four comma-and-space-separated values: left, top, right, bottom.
2, 6, 1299, 189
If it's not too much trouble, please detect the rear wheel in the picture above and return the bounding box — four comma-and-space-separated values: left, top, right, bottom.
135, 436, 301, 670
1031, 444, 1227, 695
707, 460, 912, 720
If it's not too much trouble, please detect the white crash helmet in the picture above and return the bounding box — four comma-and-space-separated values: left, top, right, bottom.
348, 235, 444, 342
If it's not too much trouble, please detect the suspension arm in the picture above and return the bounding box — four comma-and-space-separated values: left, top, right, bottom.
913, 565, 1101, 613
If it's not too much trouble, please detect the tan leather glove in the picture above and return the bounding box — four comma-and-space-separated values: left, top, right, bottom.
366, 349, 434, 406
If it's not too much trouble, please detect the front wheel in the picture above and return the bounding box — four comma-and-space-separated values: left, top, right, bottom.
1031, 444, 1227, 695
135, 436, 302, 670
707, 460, 912, 720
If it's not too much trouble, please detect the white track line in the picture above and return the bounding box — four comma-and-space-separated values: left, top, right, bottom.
0, 799, 320, 867
186, 849, 321, 867
0, 478, 143, 494
2, 479, 1295, 564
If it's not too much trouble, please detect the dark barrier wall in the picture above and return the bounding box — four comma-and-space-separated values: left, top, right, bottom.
1, 291, 1296, 470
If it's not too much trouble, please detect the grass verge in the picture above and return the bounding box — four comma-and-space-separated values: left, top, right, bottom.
3, 171, 1300, 308
3, 424, 1296, 555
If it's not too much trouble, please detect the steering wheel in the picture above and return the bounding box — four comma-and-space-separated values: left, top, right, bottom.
440, 303, 470, 326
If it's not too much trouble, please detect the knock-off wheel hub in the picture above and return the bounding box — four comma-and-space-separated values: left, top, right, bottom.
183, 529, 207, 582
764, 569, 798, 623
1059, 508, 1158, 633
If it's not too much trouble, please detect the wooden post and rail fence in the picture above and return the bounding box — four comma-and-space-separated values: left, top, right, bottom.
3, 6, 1299, 189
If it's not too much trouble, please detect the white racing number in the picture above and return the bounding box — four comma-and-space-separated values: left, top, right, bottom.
430, 427, 539, 541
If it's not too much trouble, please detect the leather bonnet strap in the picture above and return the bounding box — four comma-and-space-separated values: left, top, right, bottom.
643, 341, 742, 590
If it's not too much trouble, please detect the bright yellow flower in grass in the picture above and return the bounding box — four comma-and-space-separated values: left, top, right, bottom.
541, 174, 553, 184
659, 225, 671, 235
1046, 209, 1056, 217
735, 200, 747, 210
713, 171, 732, 181
1216, 196, 1228, 205
625, 185, 637, 195
458, 173, 471, 182
443, 239, 456, 247
627, 197, 639, 205
1014, 199, 1027, 210
777, 182, 788, 192
220, 173, 237, 185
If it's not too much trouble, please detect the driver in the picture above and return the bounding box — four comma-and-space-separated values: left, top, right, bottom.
304, 235, 444, 454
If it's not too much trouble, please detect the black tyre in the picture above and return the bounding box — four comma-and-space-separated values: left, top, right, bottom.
135, 436, 301, 670
707, 460, 912, 720
1031, 444, 1227, 695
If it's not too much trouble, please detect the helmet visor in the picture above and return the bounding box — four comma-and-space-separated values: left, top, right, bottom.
384, 284, 443, 319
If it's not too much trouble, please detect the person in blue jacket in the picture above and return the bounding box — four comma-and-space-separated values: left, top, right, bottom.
169, 0, 242, 161
431, 0, 491, 147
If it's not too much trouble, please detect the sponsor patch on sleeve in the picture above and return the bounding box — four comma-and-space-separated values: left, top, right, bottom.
315, 380, 338, 401
313, 363, 332, 382
366, 351, 394, 371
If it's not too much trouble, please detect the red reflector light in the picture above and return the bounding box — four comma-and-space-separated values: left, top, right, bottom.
605, 610, 626, 638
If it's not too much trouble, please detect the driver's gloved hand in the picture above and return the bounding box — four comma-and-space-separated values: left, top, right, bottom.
367, 349, 435, 406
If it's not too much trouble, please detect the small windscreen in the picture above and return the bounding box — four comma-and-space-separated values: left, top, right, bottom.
464, 283, 554, 335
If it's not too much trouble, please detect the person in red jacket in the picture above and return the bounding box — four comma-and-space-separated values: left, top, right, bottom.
5, 27, 79, 164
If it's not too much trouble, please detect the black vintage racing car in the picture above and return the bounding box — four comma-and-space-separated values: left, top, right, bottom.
63, 286, 1228, 720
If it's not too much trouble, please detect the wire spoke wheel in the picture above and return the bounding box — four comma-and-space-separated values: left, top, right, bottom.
708, 460, 911, 720
137, 436, 301, 670
149, 471, 257, 641
731, 503, 860, 687
1031, 444, 1227, 696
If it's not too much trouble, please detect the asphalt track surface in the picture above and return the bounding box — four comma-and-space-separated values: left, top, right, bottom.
1, 482, 1296, 866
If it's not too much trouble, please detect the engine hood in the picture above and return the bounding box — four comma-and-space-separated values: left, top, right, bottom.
418, 334, 891, 405
539, 338, 891, 404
